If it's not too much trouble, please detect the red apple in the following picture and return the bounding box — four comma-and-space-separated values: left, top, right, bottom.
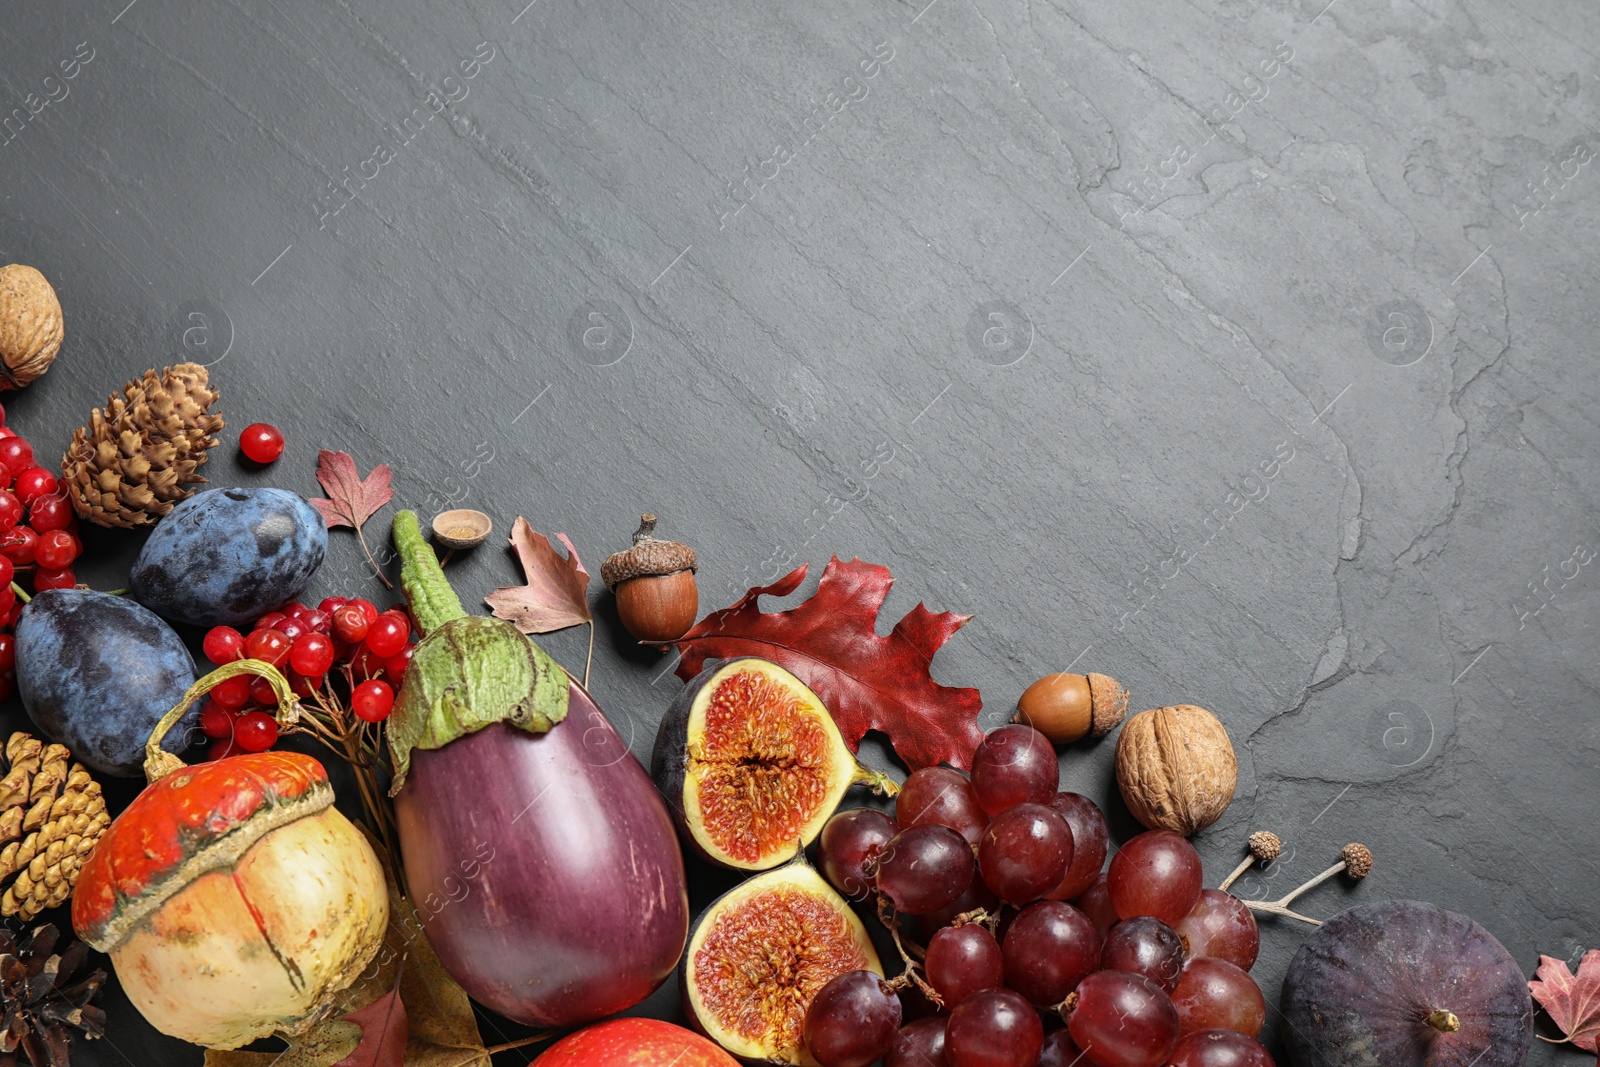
533, 1018, 738, 1066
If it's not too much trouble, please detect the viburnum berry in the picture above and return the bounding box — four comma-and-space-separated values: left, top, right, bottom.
289, 633, 335, 677
14, 468, 57, 505
279, 601, 309, 619
351, 679, 395, 722
249, 675, 278, 707
383, 644, 416, 682
254, 611, 287, 632
365, 612, 409, 658
239, 423, 285, 464
32, 567, 74, 591
27, 494, 72, 533
302, 608, 331, 634
347, 598, 378, 624
0, 634, 14, 673
352, 647, 385, 682
244, 629, 291, 667
0, 555, 14, 588
277, 616, 308, 642
332, 604, 370, 643
34, 529, 78, 571
234, 711, 279, 752
318, 596, 348, 615
203, 626, 246, 664
198, 701, 234, 740
208, 735, 241, 761
0, 438, 33, 478
0, 588, 14, 620
210, 675, 251, 709
1, 528, 36, 566
288, 671, 324, 698
0, 494, 22, 531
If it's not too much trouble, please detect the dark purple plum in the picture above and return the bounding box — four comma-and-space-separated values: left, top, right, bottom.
16, 590, 198, 776
1281, 900, 1532, 1066
131, 487, 326, 627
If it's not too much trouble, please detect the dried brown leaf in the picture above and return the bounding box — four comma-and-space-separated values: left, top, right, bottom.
484, 517, 592, 634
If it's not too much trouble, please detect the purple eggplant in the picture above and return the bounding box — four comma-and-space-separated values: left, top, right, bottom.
387, 510, 688, 1027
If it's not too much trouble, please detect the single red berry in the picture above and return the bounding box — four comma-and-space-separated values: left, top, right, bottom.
0, 556, 13, 588
244, 628, 291, 667
34, 529, 78, 571
27, 494, 73, 533
288, 670, 324, 698
1, 527, 36, 566
254, 611, 287, 632
14, 468, 57, 505
351, 679, 395, 722
302, 608, 331, 635
347, 598, 378, 624
365, 612, 409, 658
0, 400, 7, 425
32, 567, 74, 591
234, 711, 279, 751
249, 675, 278, 706
0, 588, 14, 621
0, 439, 33, 478
0, 428, 13, 439
332, 604, 370, 643
277, 616, 308, 642
198, 701, 234, 740
289, 633, 335, 676
239, 423, 285, 464
211, 674, 251, 709
0, 494, 22, 531
203, 626, 246, 664
279, 601, 309, 618
383, 644, 415, 683
351, 646, 386, 682
5, 602, 20, 628
318, 596, 348, 615
0, 634, 15, 673
0, 671, 18, 703
208, 735, 241, 761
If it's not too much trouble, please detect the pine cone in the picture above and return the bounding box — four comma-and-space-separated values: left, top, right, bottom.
60, 362, 223, 529
0, 735, 108, 923
0, 925, 107, 1067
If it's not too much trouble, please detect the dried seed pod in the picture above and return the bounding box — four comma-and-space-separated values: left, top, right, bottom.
1114, 704, 1237, 837
0, 264, 63, 390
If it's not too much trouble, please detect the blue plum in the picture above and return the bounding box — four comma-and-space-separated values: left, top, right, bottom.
131, 487, 327, 627
16, 590, 200, 777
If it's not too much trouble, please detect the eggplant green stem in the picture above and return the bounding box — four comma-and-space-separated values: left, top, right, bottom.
393, 509, 466, 636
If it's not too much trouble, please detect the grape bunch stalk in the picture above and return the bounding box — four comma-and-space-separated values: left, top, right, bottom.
804, 722, 1373, 1067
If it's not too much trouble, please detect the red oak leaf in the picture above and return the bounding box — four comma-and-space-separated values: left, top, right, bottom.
484, 517, 592, 633
1531, 950, 1600, 1054
310, 450, 395, 530
671, 558, 984, 770
335, 978, 408, 1067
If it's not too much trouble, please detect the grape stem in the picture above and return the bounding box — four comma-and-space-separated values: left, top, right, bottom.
875, 897, 939, 1004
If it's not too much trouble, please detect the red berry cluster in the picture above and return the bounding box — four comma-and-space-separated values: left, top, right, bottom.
0, 409, 86, 702
199, 596, 417, 760
808, 723, 1274, 1067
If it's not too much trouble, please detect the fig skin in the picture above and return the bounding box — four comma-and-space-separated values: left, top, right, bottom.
1280, 899, 1532, 1067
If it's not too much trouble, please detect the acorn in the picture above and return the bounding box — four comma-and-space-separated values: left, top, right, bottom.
1013, 671, 1129, 745
601, 514, 699, 642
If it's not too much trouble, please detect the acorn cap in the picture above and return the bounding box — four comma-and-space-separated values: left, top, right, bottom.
1087, 672, 1129, 737
601, 514, 697, 590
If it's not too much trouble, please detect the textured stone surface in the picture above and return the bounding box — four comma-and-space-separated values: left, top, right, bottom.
2, 0, 1596, 1061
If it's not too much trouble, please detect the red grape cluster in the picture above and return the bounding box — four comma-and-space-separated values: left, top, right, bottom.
807, 723, 1277, 1067
198, 596, 417, 759
0, 412, 86, 701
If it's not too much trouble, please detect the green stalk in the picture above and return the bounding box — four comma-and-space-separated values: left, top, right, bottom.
393, 509, 465, 637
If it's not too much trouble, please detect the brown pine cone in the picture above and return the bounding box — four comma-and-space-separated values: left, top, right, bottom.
0, 924, 107, 1066
0, 735, 108, 923
60, 362, 223, 529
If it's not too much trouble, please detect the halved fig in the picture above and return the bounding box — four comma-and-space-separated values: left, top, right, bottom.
684, 861, 883, 1064
654, 657, 895, 870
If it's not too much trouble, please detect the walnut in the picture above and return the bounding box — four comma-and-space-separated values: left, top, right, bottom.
0, 264, 63, 390
1115, 704, 1238, 836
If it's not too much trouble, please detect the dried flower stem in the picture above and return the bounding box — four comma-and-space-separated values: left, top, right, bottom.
1241, 843, 1372, 926
356, 523, 394, 589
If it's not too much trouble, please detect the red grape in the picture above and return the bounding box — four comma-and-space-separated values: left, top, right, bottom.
944, 988, 1042, 1067
1108, 830, 1203, 926
203, 626, 246, 664
32, 567, 74, 591
34, 530, 78, 570
210, 675, 251, 710
818, 808, 899, 902
198, 701, 233, 740
978, 802, 1073, 903
876, 825, 975, 915
1000, 900, 1100, 1005
234, 711, 278, 752
802, 970, 902, 1067
915, 878, 999, 942
333, 604, 370, 643
1177, 889, 1260, 971
1044, 792, 1108, 900
244, 628, 291, 667
1073, 871, 1119, 936
14, 468, 57, 505
351, 679, 395, 722
1172, 958, 1264, 1038
1037, 1029, 1087, 1067
366, 611, 410, 657
897, 766, 987, 844
925, 924, 1003, 1008
1066, 970, 1180, 1067
969, 724, 1058, 815
289, 633, 336, 678
239, 423, 286, 463
1167, 1029, 1276, 1067
27, 494, 72, 532
1101, 916, 1186, 992
1, 527, 37, 566
0, 438, 32, 478
886, 1017, 948, 1067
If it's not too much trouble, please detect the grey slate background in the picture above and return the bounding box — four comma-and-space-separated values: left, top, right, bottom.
2, 0, 1597, 1061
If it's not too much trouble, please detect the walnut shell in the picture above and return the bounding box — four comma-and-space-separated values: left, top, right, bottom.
0, 265, 63, 391
1115, 704, 1237, 836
